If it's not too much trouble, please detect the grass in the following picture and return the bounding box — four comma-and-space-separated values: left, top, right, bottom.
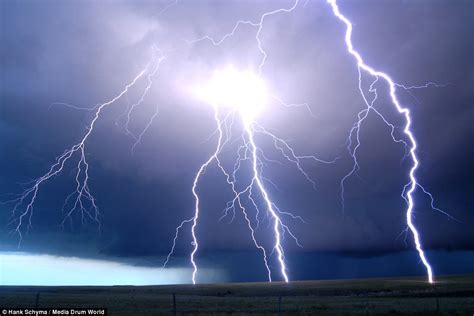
1, 274, 473, 315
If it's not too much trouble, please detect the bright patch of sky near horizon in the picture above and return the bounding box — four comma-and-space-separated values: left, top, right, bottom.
0, 252, 226, 285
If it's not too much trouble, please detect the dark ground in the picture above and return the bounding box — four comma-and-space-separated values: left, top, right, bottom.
1, 275, 473, 315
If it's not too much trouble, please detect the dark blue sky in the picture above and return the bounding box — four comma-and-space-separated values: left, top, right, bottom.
1, 0, 473, 284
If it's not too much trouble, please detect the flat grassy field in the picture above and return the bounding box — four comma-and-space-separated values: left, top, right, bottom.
1, 275, 473, 315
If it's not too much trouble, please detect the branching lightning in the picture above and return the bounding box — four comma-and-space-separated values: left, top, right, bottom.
5, 0, 456, 285
164, 63, 328, 283
164, 0, 333, 284
5, 52, 166, 246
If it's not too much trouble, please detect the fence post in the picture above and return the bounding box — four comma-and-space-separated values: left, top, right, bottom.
365, 291, 369, 315
278, 295, 282, 316
35, 292, 40, 308
173, 293, 176, 316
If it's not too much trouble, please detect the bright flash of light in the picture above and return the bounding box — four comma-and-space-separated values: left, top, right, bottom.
197, 66, 268, 121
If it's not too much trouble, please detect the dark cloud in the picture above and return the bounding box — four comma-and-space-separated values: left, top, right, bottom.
1, 0, 472, 282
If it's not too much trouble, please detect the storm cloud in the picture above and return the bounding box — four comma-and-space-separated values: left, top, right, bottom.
1, 0, 473, 283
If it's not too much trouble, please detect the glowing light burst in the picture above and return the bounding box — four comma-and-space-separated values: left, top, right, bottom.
6, 0, 456, 285
198, 66, 268, 121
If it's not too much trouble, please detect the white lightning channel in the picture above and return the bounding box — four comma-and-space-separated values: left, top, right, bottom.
327, 0, 434, 283
6, 53, 165, 246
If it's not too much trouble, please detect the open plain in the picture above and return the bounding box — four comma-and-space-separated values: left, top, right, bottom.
1, 275, 473, 315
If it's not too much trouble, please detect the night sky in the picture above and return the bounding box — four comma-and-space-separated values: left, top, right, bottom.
1, 0, 473, 285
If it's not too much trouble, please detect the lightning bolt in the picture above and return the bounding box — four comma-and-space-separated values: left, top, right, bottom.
5, 51, 166, 246
327, 0, 458, 283
164, 100, 325, 283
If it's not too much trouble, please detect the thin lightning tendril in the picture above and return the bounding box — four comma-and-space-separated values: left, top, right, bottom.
6, 52, 165, 246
